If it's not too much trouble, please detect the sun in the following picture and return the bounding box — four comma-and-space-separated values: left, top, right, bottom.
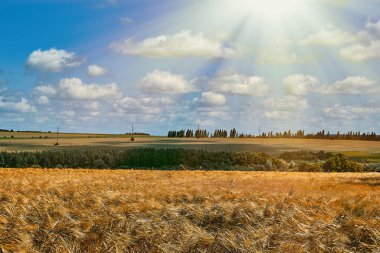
244, 0, 311, 22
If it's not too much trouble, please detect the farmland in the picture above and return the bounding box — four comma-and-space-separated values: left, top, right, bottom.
2, 131, 380, 156
0, 169, 379, 252
1, 131, 380, 252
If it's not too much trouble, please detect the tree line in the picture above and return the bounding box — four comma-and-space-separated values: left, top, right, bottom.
168, 129, 380, 141
167, 129, 209, 138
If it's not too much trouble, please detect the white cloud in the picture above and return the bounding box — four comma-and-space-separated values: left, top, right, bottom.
114, 96, 173, 114
301, 25, 355, 46
36, 78, 119, 101
283, 74, 320, 96
36, 116, 49, 124
62, 110, 76, 117
110, 30, 238, 58
210, 71, 269, 96
319, 76, 376, 95
199, 111, 228, 118
34, 85, 57, 96
364, 19, 380, 37
324, 104, 380, 119
281, 75, 378, 95
58, 78, 119, 100
264, 111, 291, 119
89, 111, 100, 117
88, 64, 107, 77
0, 97, 36, 113
300, 20, 380, 61
140, 70, 195, 94
264, 96, 309, 111
37, 96, 50, 105
340, 19, 380, 61
197, 91, 226, 106
26, 48, 81, 72
263, 96, 308, 119
340, 40, 380, 61
84, 101, 100, 111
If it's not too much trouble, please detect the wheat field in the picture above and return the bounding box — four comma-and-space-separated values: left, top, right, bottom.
0, 169, 379, 252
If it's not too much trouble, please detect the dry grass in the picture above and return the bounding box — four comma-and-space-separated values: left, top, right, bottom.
0, 169, 379, 252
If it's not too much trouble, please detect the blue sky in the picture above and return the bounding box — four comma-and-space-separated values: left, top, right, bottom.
0, 0, 380, 135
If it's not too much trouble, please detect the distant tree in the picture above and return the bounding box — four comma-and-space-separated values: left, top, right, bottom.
229, 128, 237, 138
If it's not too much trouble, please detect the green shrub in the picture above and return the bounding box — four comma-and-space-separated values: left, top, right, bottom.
279, 150, 332, 161
363, 163, 380, 172
298, 162, 322, 172
271, 158, 288, 171
322, 154, 363, 172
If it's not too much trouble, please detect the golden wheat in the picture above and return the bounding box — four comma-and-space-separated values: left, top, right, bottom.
0, 169, 379, 252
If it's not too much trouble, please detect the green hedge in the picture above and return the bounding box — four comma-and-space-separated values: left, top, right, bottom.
0, 149, 365, 172
0, 149, 269, 170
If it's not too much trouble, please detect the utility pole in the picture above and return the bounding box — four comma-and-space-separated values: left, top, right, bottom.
55, 127, 60, 146
259, 125, 261, 138
130, 123, 135, 142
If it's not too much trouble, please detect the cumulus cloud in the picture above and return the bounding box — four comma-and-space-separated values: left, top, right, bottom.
263, 96, 309, 111
340, 40, 380, 61
62, 110, 76, 117
110, 30, 238, 58
263, 96, 308, 119
300, 20, 380, 61
364, 19, 380, 37
37, 96, 50, 105
210, 71, 269, 96
197, 91, 226, 106
264, 111, 292, 120
283, 74, 320, 96
324, 104, 380, 119
84, 101, 101, 111
281, 74, 377, 95
35, 78, 119, 100
0, 97, 36, 113
140, 70, 195, 94
301, 25, 355, 46
26, 48, 81, 72
340, 19, 380, 61
34, 85, 57, 96
114, 96, 173, 114
88, 64, 107, 77
59, 78, 118, 100
319, 76, 376, 95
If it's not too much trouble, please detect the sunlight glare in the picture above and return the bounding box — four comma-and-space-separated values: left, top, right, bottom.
245, 0, 311, 22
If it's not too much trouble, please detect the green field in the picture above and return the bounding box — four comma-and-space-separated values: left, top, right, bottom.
341, 151, 380, 163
